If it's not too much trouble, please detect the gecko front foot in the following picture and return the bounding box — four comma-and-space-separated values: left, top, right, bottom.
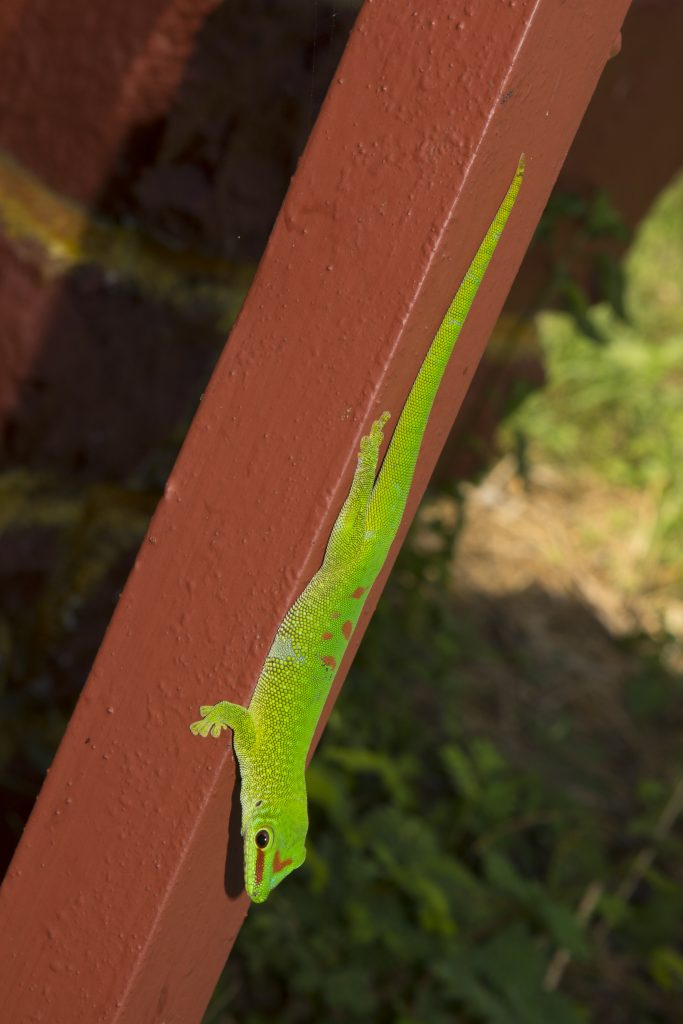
189, 699, 255, 749
190, 702, 232, 739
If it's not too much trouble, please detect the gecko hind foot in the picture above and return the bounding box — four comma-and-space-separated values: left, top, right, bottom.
360, 411, 390, 460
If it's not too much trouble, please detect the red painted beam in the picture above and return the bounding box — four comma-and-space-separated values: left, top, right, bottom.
0, 1, 631, 1021
0, 0, 220, 202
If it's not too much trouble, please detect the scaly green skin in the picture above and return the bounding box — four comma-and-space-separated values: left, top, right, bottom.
191, 156, 525, 902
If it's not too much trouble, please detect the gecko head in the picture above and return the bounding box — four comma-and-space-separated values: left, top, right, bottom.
242, 798, 308, 904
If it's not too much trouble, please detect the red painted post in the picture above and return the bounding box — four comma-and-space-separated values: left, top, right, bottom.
0, 1, 631, 1021
0, 0, 221, 203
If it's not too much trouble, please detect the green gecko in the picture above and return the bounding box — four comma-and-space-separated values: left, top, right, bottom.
191, 155, 525, 903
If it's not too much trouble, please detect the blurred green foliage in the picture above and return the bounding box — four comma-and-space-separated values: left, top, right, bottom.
537, 188, 631, 345
503, 170, 683, 579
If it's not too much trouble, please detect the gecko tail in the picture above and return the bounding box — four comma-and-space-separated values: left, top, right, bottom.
366, 156, 525, 538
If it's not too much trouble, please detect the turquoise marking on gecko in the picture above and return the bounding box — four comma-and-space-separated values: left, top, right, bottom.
191, 156, 525, 902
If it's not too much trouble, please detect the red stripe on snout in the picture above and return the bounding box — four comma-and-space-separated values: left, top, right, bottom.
255, 849, 265, 885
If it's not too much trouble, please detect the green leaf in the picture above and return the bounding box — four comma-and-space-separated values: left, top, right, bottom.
649, 946, 683, 991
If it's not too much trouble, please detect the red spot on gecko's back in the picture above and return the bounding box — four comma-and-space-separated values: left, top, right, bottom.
255, 849, 265, 886
342, 620, 353, 640
351, 587, 366, 599
273, 850, 293, 875
322, 655, 336, 668
322, 631, 333, 640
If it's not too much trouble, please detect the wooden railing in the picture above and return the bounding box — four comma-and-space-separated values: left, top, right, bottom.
0, 0, 631, 1020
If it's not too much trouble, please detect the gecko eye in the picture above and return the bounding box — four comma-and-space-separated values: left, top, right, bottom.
255, 829, 270, 849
